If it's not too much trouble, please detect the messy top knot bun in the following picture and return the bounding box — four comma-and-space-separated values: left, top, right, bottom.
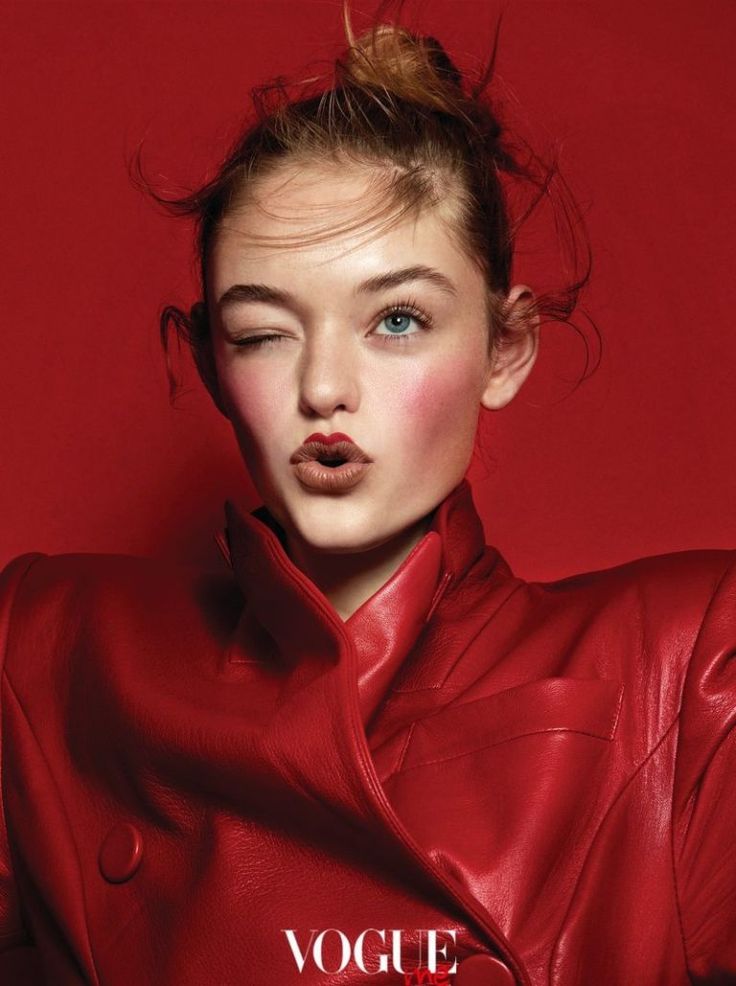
338, 24, 465, 113
139, 5, 596, 404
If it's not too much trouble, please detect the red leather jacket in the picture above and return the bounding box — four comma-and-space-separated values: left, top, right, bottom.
1, 479, 735, 986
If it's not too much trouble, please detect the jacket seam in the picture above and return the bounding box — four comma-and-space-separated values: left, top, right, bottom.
329, 589, 532, 981
347, 675, 531, 982
409, 673, 625, 734
393, 581, 526, 693
394, 720, 416, 774
549, 715, 680, 982
395, 723, 621, 777
669, 553, 736, 986
441, 581, 528, 691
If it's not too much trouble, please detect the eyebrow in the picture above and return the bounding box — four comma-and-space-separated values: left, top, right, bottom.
356, 265, 457, 297
216, 264, 457, 312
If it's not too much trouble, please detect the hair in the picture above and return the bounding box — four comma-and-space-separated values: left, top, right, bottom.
132, 1, 599, 408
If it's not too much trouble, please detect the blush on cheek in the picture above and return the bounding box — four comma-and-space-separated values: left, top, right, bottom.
222, 375, 288, 468
393, 366, 480, 496
224, 371, 283, 426
405, 364, 479, 443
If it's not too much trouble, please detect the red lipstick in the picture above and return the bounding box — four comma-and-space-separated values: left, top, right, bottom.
290, 433, 372, 493
303, 432, 355, 445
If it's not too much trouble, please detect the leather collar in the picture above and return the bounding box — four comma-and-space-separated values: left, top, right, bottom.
216, 479, 495, 708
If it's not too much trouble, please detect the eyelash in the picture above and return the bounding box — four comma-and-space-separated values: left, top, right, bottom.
231, 297, 434, 349
374, 298, 434, 344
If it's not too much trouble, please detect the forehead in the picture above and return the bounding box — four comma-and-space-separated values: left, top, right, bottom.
208, 159, 483, 298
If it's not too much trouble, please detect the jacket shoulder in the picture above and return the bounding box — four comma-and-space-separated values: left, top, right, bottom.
529, 545, 736, 629
536, 545, 735, 596
0, 552, 49, 668
0, 549, 242, 665
1, 548, 238, 601
494, 547, 736, 697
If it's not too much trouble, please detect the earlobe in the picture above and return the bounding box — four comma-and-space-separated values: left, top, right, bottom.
480, 284, 540, 411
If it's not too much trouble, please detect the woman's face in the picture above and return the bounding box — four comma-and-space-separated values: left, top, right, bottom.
207, 159, 527, 557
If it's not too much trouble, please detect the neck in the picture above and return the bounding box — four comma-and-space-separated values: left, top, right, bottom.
284, 515, 433, 622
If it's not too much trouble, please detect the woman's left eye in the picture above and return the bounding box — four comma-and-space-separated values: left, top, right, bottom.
373, 306, 431, 342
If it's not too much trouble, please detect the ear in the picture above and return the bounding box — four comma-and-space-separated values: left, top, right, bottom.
481, 284, 540, 410
190, 302, 230, 419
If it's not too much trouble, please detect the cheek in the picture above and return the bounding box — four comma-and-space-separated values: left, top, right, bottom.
219, 364, 287, 450
395, 358, 482, 446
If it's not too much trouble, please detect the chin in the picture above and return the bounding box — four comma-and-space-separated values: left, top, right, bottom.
294, 499, 437, 560
289, 512, 387, 555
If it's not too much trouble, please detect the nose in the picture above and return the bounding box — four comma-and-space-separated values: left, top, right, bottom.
297, 324, 360, 419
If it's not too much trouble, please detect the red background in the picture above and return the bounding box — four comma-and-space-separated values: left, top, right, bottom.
2, 0, 734, 581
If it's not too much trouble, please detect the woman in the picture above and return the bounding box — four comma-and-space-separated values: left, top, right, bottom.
1, 12, 734, 986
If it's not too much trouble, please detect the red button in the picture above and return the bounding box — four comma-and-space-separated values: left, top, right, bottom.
455, 954, 516, 986
98, 823, 143, 883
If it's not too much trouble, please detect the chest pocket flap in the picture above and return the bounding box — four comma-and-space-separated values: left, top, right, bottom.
401, 676, 624, 772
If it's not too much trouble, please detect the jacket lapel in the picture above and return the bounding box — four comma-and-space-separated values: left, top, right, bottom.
214, 479, 620, 983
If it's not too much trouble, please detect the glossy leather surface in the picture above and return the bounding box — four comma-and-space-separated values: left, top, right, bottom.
1, 478, 735, 984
